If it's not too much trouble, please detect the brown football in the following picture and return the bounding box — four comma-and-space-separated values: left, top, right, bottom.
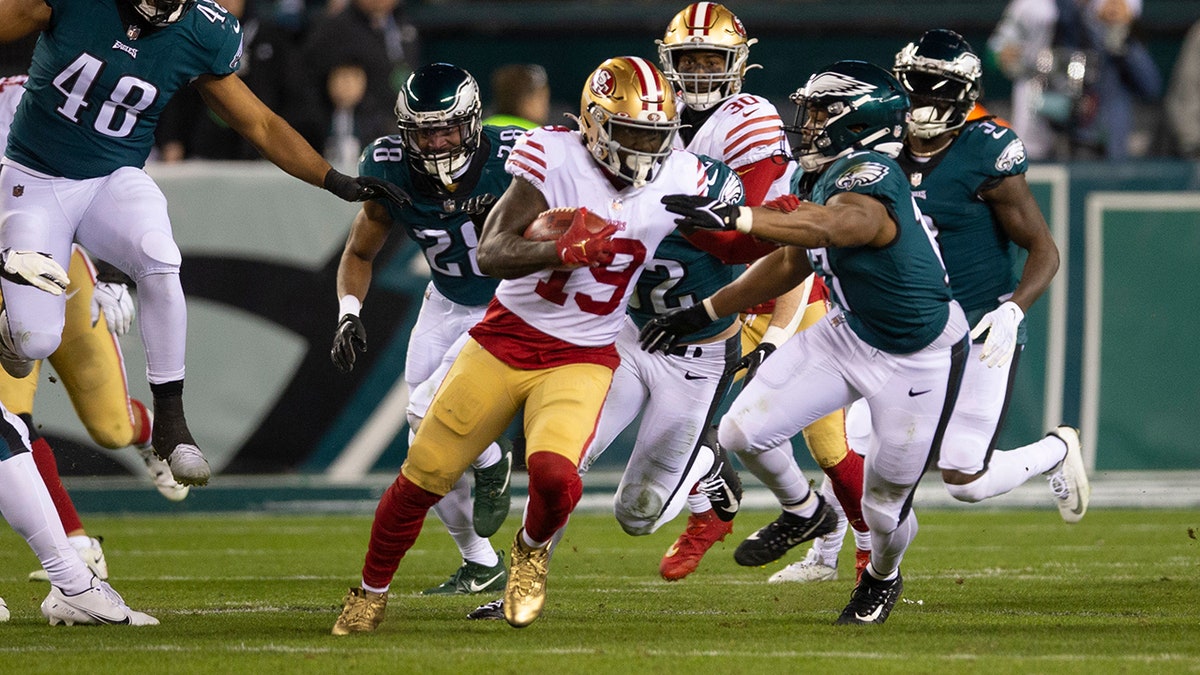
523, 207, 606, 241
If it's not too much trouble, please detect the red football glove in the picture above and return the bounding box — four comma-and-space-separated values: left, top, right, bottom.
761, 193, 802, 213
556, 208, 618, 267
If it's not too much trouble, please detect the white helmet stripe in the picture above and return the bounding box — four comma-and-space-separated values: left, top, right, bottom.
627, 56, 665, 113
690, 2, 715, 36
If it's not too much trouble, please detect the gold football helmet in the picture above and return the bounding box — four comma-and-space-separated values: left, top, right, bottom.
578, 56, 680, 188
657, 2, 757, 111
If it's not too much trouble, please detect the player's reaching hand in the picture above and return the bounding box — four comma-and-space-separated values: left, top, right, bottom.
661, 195, 751, 232
90, 282, 136, 336
735, 342, 776, 382
324, 169, 412, 209
639, 299, 720, 354
0, 249, 68, 295
331, 314, 367, 373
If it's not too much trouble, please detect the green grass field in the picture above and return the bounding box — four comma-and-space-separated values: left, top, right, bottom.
0, 507, 1196, 674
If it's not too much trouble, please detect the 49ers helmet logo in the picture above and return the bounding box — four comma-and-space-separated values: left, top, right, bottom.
590, 68, 616, 98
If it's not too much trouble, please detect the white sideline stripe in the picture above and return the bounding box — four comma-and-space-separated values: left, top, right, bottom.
326, 378, 410, 482
1027, 165, 1069, 438
0, 644, 1192, 663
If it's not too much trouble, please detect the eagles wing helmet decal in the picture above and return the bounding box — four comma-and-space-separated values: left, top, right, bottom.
806, 72, 876, 98
835, 162, 889, 190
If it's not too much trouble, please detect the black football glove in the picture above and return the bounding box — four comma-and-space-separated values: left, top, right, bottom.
661, 194, 744, 231
735, 342, 776, 383
638, 302, 717, 354
324, 169, 412, 209
330, 314, 367, 373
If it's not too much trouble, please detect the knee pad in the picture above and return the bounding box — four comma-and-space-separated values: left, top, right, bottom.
13, 325, 62, 362
613, 483, 661, 536
717, 417, 753, 457
943, 476, 990, 504
134, 230, 182, 277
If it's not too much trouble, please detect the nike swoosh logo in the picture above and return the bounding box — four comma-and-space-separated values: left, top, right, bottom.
908, 388, 931, 397
466, 571, 505, 593
684, 372, 706, 381
855, 605, 885, 622
65, 289, 80, 301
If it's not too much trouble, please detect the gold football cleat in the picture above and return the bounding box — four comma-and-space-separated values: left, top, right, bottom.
331, 587, 387, 635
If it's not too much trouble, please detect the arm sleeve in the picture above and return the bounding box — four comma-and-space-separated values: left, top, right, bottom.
683, 230, 778, 264
737, 155, 789, 206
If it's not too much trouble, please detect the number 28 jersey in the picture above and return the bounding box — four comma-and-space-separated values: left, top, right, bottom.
480, 126, 709, 350
5, 0, 243, 179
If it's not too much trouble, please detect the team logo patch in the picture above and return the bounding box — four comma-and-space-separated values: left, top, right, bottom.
126, 25, 141, 40
112, 40, 138, 58
909, 171, 923, 187
835, 162, 889, 190
11, 185, 23, 197
590, 68, 616, 98
996, 139, 1027, 172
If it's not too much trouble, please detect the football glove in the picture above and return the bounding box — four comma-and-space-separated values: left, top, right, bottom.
736, 342, 776, 383
557, 209, 618, 267
0, 249, 68, 295
639, 302, 717, 354
324, 169, 412, 208
90, 281, 136, 336
661, 195, 751, 232
330, 314, 367, 373
969, 301, 1023, 368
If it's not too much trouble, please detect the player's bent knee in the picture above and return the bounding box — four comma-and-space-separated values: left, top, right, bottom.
861, 498, 901, 535
137, 230, 182, 272
717, 417, 752, 455
15, 327, 62, 362
943, 473, 990, 503
613, 485, 661, 536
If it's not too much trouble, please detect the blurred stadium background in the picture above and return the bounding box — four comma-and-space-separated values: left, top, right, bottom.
16, 0, 1200, 511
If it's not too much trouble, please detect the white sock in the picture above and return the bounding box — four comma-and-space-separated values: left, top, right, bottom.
431, 474, 497, 566
735, 442, 811, 505
0, 454, 91, 594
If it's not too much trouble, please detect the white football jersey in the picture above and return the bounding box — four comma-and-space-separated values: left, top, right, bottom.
0, 75, 27, 153
501, 126, 708, 347
675, 93, 789, 171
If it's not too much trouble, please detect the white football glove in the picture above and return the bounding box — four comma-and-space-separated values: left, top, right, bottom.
0, 249, 68, 295
90, 281, 136, 336
969, 301, 1023, 368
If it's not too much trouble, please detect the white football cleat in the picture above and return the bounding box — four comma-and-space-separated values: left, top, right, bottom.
0, 597, 9, 622
1046, 426, 1090, 524
768, 547, 839, 584
166, 444, 210, 486
41, 577, 158, 626
29, 536, 108, 582
136, 445, 190, 502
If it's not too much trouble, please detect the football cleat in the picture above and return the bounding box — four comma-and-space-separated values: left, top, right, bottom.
695, 430, 742, 522
136, 409, 190, 502
30, 536, 108, 582
472, 439, 513, 538
768, 547, 838, 584
503, 530, 551, 628
166, 444, 210, 487
835, 567, 903, 625
734, 495, 838, 567
331, 587, 388, 635
421, 552, 507, 596
659, 508, 733, 581
0, 309, 32, 378
467, 597, 505, 621
0, 596, 9, 622
1046, 426, 1090, 524
41, 577, 158, 626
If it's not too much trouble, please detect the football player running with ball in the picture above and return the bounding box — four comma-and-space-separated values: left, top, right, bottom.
647, 60, 972, 625
0, 0, 403, 488
655, 1, 871, 583
332, 56, 718, 633
331, 63, 521, 599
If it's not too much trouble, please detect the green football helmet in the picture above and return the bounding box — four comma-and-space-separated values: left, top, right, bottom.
394, 63, 483, 185
893, 29, 983, 139
788, 60, 910, 172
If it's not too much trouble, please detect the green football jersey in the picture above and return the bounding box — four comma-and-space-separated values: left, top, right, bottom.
6, 0, 243, 179
800, 150, 953, 354
897, 119, 1028, 319
627, 154, 743, 340
358, 125, 522, 307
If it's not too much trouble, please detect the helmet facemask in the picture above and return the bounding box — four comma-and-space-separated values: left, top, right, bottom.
578, 56, 680, 188
657, 2, 756, 111
395, 64, 483, 186
128, 0, 195, 26
893, 32, 982, 139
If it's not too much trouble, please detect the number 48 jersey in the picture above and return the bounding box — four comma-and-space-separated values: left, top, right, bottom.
5, 0, 243, 179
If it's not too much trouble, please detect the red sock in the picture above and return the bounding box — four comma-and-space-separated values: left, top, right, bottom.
523, 452, 581, 543
823, 450, 867, 533
361, 473, 442, 590
30, 437, 83, 533
130, 399, 152, 447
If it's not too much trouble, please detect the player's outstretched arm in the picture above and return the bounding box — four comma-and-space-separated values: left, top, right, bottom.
0, 0, 50, 42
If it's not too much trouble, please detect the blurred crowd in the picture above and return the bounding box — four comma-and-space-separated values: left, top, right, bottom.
0, 0, 1197, 164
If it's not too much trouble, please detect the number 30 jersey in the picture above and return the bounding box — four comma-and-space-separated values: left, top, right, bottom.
5, 0, 243, 179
